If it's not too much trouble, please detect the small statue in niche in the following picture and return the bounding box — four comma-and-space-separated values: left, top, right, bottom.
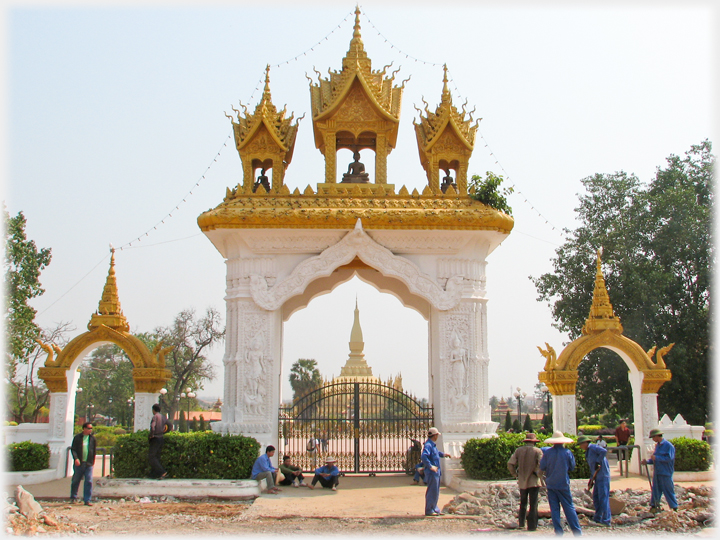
253, 168, 271, 193
341, 150, 370, 183
440, 167, 458, 193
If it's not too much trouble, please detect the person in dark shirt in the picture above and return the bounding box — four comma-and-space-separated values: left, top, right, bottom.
615, 420, 631, 446
70, 422, 96, 506
148, 404, 168, 479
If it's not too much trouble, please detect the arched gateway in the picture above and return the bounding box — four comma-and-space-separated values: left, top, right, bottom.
37, 251, 172, 469
538, 251, 672, 461
198, 8, 514, 459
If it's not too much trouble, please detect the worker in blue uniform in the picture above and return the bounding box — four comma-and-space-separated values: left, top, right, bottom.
577, 435, 611, 526
641, 428, 678, 512
540, 431, 583, 536
421, 427, 450, 516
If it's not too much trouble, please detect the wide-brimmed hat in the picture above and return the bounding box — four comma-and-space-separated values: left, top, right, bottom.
546, 430, 574, 444
523, 432, 539, 443
649, 428, 663, 438
428, 427, 441, 437
576, 435, 592, 445
324, 456, 337, 463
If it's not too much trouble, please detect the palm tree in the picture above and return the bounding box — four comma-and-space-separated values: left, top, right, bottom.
289, 359, 323, 402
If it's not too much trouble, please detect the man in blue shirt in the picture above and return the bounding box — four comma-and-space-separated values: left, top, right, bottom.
308, 456, 340, 490
577, 435, 611, 526
421, 427, 450, 517
642, 428, 678, 512
540, 431, 582, 536
251, 445, 280, 494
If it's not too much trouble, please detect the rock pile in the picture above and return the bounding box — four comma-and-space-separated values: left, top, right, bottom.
5, 486, 83, 536
442, 483, 714, 533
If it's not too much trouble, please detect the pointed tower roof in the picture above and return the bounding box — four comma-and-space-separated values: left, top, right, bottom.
309, 6, 405, 148
229, 65, 301, 156
582, 249, 623, 334
335, 299, 379, 382
414, 64, 479, 153
88, 249, 130, 332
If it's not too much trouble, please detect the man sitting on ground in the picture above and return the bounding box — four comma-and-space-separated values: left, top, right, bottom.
309, 456, 340, 491
278, 455, 307, 488
251, 445, 281, 494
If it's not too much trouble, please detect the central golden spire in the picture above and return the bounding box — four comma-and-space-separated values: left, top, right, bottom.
582, 249, 623, 334
336, 299, 378, 382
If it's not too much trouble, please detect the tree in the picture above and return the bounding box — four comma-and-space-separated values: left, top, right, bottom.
76, 344, 135, 426
199, 414, 206, 431
489, 395, 499, 411
533, 141, 713, 425
523, 414, 533, 432
504, 411, 512, 432
289, 359, 322, 401
512, 419, 522, 433
4, 209, 56, 422
469, 172, 514, 215
178, 410, 187, 433
152, 308, 224, 423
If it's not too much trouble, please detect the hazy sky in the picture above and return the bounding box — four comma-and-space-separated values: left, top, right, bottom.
6, 2, 716, 406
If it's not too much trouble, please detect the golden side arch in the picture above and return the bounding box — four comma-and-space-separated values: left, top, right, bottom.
537, 252, 672, 468
36, 252, 171, 465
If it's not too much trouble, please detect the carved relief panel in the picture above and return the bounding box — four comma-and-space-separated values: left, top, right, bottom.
236, 299, 274, 423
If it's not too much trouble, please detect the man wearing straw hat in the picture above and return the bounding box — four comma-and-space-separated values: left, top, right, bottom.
421, 427, 451, 517
577, 435, 611, 526
540, 431, 582, 536
308, 456, 340, 491
508, 432, 543, 531
641, 428, 678, 512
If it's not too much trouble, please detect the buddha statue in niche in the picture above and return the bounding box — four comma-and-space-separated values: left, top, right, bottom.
440, 168, 457, 193
253, 168, 271, 193
341, 150, 370, 183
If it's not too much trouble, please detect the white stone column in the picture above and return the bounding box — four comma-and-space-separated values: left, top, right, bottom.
640, 393, 660, 459
133, 393, 156, 433
552, 394, 577, 435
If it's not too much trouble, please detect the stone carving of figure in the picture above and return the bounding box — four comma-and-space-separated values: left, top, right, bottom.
341, 150, 370, 183
246, 333, 265, 400
253, 168, 271, 193
448, 330, 469, 411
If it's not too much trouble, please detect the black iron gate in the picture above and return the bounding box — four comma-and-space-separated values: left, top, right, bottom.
279, 380, 433, 475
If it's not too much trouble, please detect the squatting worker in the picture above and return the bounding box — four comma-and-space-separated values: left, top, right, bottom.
309, 456, 340, 490
70, 422, 96, 506
540, 431, 582, 536
279, 455, 307, 488
577, 435, 611, 526
421, 427, 451, 517
507, 432, 543, 531
251, 445, 281, 494
148, 404, 168, 479
641, 428, 678, 512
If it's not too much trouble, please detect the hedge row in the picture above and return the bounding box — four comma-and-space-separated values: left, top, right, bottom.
6, 441, 50, 472
673, 437, 712, 471
113, 430, 260, 479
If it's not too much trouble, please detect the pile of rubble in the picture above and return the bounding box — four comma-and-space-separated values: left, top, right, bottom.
443, 483, 714, 533
5, 486, 86, 536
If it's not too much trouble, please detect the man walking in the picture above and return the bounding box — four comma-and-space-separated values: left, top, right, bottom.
641, 428, 678, 512
70, 422, 96, 506
421, 427, 450, 517
148, 404, 168, 479
577, 435, 611, 526
251, 446, 281, 494
508, 432, 543, 531
540, 431, 582, 536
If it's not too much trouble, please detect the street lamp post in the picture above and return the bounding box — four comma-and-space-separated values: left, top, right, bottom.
127, 398, 134, 430
540, 384, 551, 415
513, 387, 526, 426
186, 390, 196, 431
159, 388, 167, 415
86, 403, 94, 423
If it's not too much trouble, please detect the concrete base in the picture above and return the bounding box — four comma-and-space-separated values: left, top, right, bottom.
673, 471, 715, 482
93, 478, 261, 499
5, 468, 58, 486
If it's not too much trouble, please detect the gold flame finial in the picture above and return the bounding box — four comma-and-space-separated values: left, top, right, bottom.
88, 249, 130, 332
581, 249, 622, 334
353, 5, 362, 39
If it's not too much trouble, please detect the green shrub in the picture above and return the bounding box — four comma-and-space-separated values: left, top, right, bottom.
113, 430, 260, 479
6, 441, 50, 472
577, 425, 604, 435
461, 432, 590, 481
672, 437, 712, 471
